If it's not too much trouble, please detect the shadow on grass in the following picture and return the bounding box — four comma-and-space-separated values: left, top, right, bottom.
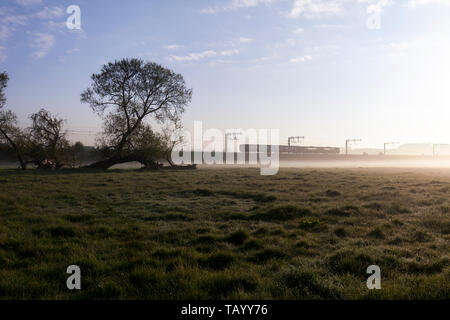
0, 167, 150, 178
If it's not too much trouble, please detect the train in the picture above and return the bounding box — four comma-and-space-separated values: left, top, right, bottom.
239, 144, 340, 154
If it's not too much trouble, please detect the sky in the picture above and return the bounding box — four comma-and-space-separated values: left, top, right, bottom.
1, 0, 450, 148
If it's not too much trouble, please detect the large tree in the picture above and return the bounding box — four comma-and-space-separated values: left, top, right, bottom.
81, 58, 192, 169
0, 72, 27, 170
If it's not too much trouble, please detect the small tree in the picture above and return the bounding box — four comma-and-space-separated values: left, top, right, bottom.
160, 119, 185, 166
0, 72, 27, 170
27, 108, 71, 169
81, 58, 192, 169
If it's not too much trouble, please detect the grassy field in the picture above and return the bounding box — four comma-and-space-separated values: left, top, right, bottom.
0, 167, 449, 299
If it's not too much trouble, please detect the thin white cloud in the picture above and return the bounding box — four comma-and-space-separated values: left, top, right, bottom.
200, 7, 216, 14
289, 44, 338, 64
387, 38, 447, 55
0, 25, 11, 41
293, 27, 304, 34
29, 32, 55, 59
288, 0, 391, 18
408, 0, 450, 7
15, 0, 42, 6
164, 44, 183, 50
285, 38, 296, 46
253, 55, 275, 62
1, 15, 28, 25
275, 38, 297, 48
201, 0, 394, 18
289, 0, 343, 18
289, 55, 313, 63
0, 11, 28, 41
169, 48, 240, 62
314, 23, 347, 29
239, 36, 253, 43
170, 50, 217, 62
231, 0, 275, 9
201, 0, 275, 14
309, 44, 339, 57
220, 48, 240, 56
44, 20, 67, 30
36, 6, 65, 19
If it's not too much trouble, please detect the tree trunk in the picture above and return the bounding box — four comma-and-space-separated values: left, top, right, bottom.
166, 153, 174, 166
85, 154, 160, 170
86, 156, 131, 169
0, 127, 26, 170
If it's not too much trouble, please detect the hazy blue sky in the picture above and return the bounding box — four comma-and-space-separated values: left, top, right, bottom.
1, 0, 450, 148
